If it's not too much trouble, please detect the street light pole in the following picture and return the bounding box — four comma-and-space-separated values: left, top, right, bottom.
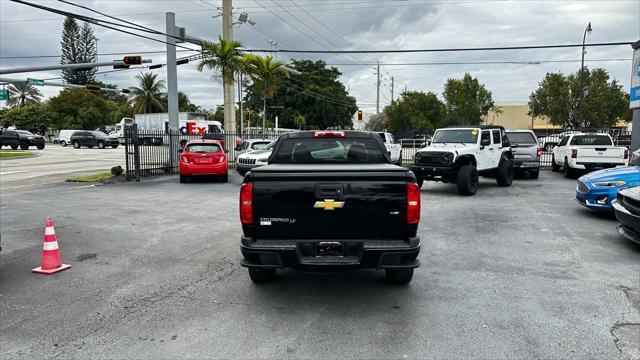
579, 22, 592, 127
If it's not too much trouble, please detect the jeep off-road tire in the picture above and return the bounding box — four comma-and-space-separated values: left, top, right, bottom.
248, 268, 276, 283
551, 155, 560, 172
563, 158, 574, 178
496, 159, 514, 187
456, 164, 478, 196
385, 268, 414, 285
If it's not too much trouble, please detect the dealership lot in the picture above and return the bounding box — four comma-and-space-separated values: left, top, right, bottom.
1, 171, 639, 359
0, 146, 124, 189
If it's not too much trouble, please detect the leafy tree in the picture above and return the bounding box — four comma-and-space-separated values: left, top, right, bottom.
7, 82, 43, 107
60, 18, 96, 85
243, 60, 357, 130
443, 73, 494, 125
365, 113, 388, 132
129, 72, 166, 114
48, 88, 114, 129
529, 68, 629, 128
384, 91, 446, 133
0, 103, 52, 134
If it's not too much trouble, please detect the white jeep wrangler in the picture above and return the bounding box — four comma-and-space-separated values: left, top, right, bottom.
410, 126, 514, 195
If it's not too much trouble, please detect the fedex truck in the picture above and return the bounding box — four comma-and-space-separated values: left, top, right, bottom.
109, 113, 224, 145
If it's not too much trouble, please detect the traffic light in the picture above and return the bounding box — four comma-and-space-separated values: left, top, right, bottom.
123, 56, 142, 65
357, 109, 363, 121
85, 84, 101, 91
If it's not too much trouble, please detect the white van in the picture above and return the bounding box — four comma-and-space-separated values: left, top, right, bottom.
58, 130, 80, 146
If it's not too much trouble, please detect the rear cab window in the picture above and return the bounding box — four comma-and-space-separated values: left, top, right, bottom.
186, 143, 222, 153
507, 132, 537, 145
570, 135, 613, 146
273, 137, 386, 164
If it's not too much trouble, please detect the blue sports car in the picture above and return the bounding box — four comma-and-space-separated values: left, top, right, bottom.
576, 166, 640, 212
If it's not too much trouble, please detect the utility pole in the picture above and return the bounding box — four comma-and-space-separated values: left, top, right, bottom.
376, 61, 380, 115
166, 12, 179, 133
391, 76, 394, 103
238, 71, 244, 136
578, 22, 592, 127
222, 0, 236, 134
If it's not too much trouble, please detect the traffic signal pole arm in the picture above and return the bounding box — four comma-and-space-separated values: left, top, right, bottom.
0, 76, 130, 93
0, 59, 151, 75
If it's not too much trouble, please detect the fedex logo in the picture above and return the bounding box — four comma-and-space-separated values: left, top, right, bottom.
180, 122, 207, 135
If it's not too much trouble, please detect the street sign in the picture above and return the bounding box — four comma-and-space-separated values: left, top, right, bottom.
27, 78, 44, 86
0, 89, 8, 100
631, 46, 640, 109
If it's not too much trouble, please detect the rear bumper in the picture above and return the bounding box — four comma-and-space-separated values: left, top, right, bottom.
180, 162, 227, 175
572, 161, 625, 170
410, 165, 453, 181
513, 159, 539, 170
240, 236, 420, 270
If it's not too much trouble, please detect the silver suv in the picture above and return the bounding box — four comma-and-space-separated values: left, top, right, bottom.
506, 130, 540, 179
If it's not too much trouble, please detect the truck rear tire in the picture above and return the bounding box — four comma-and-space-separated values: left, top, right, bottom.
551, 155, 560, 172
496, 159, 514, 187
456, 164, 478, 196
248, 268, 276, 283
563, 158, 574, 178
385, 268, 414, 285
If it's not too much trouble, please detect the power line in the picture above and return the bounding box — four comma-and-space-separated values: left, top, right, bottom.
245, 41, 634, 54
325, 58, 633, 66
0, 49, 198, 59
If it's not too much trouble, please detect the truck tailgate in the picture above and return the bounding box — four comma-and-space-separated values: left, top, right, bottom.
248, 164, 412, 240
577, 147, 626, 164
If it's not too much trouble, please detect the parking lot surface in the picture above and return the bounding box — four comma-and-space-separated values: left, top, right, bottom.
1, 171, 639, 359
0, 146, 124, 189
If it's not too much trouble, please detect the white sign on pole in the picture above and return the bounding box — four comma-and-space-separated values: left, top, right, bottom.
631, 46, 640, 109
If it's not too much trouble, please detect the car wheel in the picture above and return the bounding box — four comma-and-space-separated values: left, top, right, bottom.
19, 142, 29, 150
496, 159, 514, 187
61, 141, 67, 147
111, 145, 119, 149
248, 268, 276, 283
73, 141, 81, 149
551, 155, 560, 172
385, 268, 414, 285
97, 141, 105, 149
563, 158, 574, 178
416, 178, 424, 189
221, 174, 228, 183
10, 144, 18, 150
36, 144, 45, 150
529, 169, 540, 179
180, 174, 187, 183
456, 164, 478, 196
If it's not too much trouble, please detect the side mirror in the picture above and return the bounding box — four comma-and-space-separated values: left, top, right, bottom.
511, 143, 519, 148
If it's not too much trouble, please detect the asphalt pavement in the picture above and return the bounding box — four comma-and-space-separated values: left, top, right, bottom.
1, 171, 639, 359
0, 145, 125, 190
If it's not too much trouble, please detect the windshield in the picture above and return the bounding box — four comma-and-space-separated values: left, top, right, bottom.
432, 129, 478, 144
17, 130, 34, 136
186, 144, 221, 153
507, 132, 537, 144
90, 131, 108, 139
570, 135, 612, 146
272, 138, 385, 164
251, 141, 271, 150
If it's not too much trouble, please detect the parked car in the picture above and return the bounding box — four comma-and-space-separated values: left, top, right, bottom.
236, 140, 276, 175
576, 166, 640, 212
613, 133, 631, 148
539, 131, 580, 151
235, 139, 272, 159
613, 186, 640, 245
552, 133, 628, 177
179, 140, 228, 183
630, 148, 640, 166
240, 130, 420, 284
506, 130, 541, 179
411, 126, 514, 195
0, 129, 45, 150
377, 132, 402, 165
70, 131, 119, 149
57, 129, 80, 147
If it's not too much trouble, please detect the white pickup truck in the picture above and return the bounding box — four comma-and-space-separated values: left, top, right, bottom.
552, 133, 629, 177
377, 132, 402, 165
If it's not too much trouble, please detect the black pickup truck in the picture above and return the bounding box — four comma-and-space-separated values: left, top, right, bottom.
239, 131, 421, 284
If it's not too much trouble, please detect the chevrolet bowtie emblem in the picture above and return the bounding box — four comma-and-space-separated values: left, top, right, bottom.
314, 199, 345, 211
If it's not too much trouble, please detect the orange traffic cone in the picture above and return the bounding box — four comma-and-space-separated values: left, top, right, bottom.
32, 217, 71, 275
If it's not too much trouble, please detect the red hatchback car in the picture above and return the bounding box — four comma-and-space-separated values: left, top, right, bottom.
179, 140, 228, 183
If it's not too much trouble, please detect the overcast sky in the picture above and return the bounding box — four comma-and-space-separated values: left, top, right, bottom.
1, 0, 639, 114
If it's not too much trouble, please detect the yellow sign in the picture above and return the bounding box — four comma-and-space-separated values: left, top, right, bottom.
471, 130, 478, 135
314, 199, 345, 211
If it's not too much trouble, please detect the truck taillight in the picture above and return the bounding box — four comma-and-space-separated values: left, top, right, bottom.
240, 183, 253, 224
536, 148, 541, 158
314, 131, 345, 138
406, 183, 421, 225
624, 148, 629, 159
571, 149, 577, 159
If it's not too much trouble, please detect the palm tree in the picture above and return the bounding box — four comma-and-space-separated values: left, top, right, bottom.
241, 54, 287, 130
197, 36, 244, 132
489, 105, 504, 124
129, 72, 167, 114
7, 82, 43, 107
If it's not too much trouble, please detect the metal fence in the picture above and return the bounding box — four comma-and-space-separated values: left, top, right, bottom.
123, 126, 631, 181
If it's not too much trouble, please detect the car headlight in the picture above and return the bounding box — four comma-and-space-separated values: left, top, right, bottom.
592, 181, 626, 187
257, 157, 268, 162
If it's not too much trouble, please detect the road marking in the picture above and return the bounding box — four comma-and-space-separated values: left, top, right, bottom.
0, 170, 28, 175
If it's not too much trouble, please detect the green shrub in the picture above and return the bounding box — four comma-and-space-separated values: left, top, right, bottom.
111, 165, 124, 176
